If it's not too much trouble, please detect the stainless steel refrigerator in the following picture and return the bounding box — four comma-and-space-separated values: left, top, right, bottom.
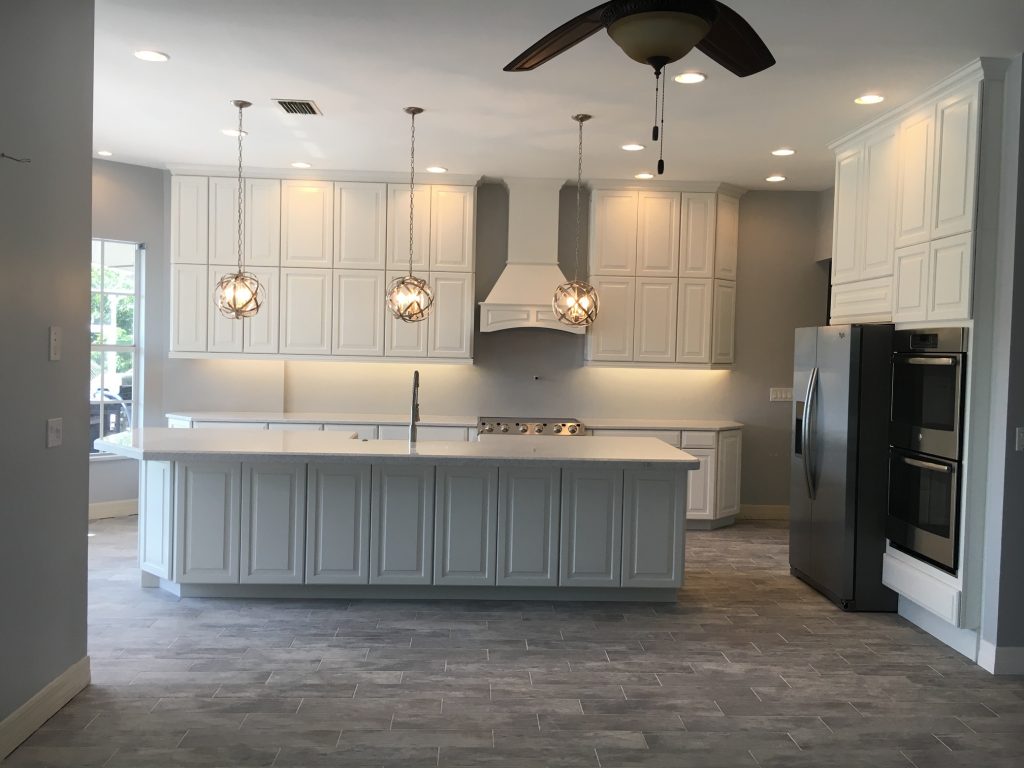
790, 324, 897, 611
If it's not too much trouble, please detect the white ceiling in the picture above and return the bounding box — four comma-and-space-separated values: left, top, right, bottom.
94, 0, 1024, 190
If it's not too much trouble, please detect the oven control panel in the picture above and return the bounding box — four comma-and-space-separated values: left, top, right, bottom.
477, 418, 584, 436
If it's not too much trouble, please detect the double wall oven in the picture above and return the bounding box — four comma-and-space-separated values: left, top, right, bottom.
887, 328, 968, 573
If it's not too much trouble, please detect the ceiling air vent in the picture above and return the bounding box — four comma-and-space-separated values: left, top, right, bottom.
273, 99, 322, 116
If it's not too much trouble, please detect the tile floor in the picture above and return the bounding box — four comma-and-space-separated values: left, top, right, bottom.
5, 517, 1023, 767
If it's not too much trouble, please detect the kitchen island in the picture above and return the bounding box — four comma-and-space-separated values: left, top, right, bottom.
96, 428, 700, 601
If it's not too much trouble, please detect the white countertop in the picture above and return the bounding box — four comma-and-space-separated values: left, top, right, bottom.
96, 428, 700, 467
165, 411, 742, 431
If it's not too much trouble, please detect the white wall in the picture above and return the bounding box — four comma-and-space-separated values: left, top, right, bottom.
0, 0, 93, 734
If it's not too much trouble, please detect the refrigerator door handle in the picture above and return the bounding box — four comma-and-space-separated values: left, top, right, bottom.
802, 367, 819, 500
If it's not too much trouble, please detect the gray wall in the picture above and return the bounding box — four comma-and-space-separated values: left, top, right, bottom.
0, 0, 93, 723
815, 188, 835, 263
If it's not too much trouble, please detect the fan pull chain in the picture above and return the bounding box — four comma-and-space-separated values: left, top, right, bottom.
652, 70, 661, 142
658, 71, 667, 175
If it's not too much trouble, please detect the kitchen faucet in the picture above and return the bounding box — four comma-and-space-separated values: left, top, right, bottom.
409, 370, 420, 448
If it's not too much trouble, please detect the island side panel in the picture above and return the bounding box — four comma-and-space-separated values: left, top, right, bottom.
621, 467, 687, 587
139, 460, 173, 580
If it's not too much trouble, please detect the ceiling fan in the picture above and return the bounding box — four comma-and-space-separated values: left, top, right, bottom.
504, 0, 775, 174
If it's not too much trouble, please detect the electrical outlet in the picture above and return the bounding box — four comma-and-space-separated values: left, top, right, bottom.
770, 387, 793, 403
49, 326, 61, 361
47, 417, 63, 448
1016, 427, 1024, 452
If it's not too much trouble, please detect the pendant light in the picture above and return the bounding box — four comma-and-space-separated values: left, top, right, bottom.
386, 107, 433, 323
214, 99, 264, 319
553, 114, 599, 328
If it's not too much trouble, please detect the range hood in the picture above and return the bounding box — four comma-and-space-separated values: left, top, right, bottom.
479, 178, 584, 335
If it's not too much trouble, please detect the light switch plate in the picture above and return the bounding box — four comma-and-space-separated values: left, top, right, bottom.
770, 387, 793, 403
1016, 427, 1024, 452
49, 326, 61, 361
47, 417, 63, 448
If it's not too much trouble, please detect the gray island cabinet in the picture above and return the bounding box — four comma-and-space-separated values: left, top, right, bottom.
98, 428, 699, 600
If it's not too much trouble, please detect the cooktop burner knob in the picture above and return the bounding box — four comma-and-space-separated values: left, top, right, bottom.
499, 425, 509, 433
567, 424, 579, 434
553, 425, 562, 433
535, 425, 544, 433
518, 424, 529, 433
481, 425, 493, 433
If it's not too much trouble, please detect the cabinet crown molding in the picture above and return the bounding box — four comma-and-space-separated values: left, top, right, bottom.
588, 180, 745, 197
168, 165, 482, 187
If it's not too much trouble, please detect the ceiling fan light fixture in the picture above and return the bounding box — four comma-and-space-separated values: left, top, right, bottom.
605, 11, 711, 68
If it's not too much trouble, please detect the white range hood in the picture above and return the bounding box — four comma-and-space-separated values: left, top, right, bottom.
479, 178, 584, 335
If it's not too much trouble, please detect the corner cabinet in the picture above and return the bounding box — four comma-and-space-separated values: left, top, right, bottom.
586, 187, 740, 367
169, 173, 478, 362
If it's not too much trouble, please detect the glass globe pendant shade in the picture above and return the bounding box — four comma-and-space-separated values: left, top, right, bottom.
214, 271, 264, 319
386, 274, 434, 323
553, 279, 599, 327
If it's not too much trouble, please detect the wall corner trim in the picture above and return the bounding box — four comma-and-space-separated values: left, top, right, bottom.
977, 641, 1024, 675
0, 656, 91, 759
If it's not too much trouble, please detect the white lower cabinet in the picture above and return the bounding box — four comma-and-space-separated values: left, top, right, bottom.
139, 461, 173, 579
433, 465, 498, 585
174, 461, 241, 583
306, 464, 371, 584
378, 425, 468, 441
496, 466, 560, 586
369, 465, 435, 584
324, 423, 378, 440
559, 468, 622, 587
621, 468, 685, 587
280, 268, 332, 355
268, 422, 322, 431
240, 463, 305, 584
588, 429, 681, 447
715, 430, 742, 520
681, 448, 716, 521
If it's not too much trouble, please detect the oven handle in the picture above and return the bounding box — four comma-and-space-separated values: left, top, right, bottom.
896, 356, 959, 366
901, 455, 953, 473
803, 367, 818, 500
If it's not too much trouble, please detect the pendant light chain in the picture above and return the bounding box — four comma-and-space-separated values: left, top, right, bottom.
408, 108, 416, 276
574, 115, 584, 280
236, 104, 245, 272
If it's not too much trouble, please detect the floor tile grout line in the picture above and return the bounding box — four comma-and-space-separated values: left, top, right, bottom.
933, 733, 954, 752
787, 731, 803, 751
899, 748, 921, 767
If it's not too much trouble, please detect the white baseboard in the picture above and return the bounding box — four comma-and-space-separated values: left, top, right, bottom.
88, 498, 137, 521
978, 640, 1024, 675
738, 504, 789, 521
898, 597, 978, 662
0, 656, 90, 759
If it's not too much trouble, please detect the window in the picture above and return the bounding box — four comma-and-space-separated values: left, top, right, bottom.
91, 239, 140, 454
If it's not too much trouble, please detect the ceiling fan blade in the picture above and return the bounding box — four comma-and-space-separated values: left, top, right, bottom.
504, 2, 611, 72
696, 1, 775, 77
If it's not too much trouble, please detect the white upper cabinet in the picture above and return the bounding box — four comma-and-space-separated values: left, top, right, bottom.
281, 180, 333, 268
207, 265, 242, 353
384, 270, 429, 358
585, 276, 636, 362
243, 267, 279, 354
637, 191, 680, 276
171, 176, 208, 264
333, 269, 384, 356
428, 272, 473, 358
711, 279, 736, 365
893, 242, 930, 323
386, 185, 431, 271
895, 108, 936, 248
591, 190, 638, 275
430, 185, 475, 271
208, 177, 240, 266
633, 277, 678, 363
831, 147, 863, 285
246, 179, 282, 267
932, 85, 980, 240
714, 193, 739, 280
280, 268, 332, 355
928, 232, 973, 321
334, 182, 386, 270
860, 127, 898, 280
171, 264, 208, 353
680, 193, 716, 278
676, 278, 712, 364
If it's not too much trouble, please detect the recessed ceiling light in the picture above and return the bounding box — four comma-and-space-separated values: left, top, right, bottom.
290, 161, 312, 169
855, 93, 885, 105
771, 148, 795, 157
674, 71, 706, 84
134, 50, 169, 63
425, 166, 448, 174
635, 172, 654, 180
766, 175, 787, 183
96, 150, 113, 157
221, 128, 248, 137
622, 143, 645, 151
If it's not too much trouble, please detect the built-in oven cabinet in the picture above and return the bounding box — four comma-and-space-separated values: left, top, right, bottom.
887, 450, 960, 573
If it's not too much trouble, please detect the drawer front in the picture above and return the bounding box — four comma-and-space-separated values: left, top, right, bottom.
680, 431, 716, 449
829, 277, 894, 323
192, 421, 268, 430
267, 422, 323, 431
588, 429, 681, 448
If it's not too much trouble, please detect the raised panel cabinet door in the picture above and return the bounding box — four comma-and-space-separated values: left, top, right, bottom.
895, 108, 935, 247
174, 461, 241, 584
333, 270, 384, 356
892, 243, 929, 323
590, 189, 638, 275
430, 185, 475, 271
171, 264, 208, 352
208, 177, 240, 266
676, 278, 712, 364
682, 448, 716, 521
207, 265, 243, 353
860, 127, 898, 280
711, 279, 736, 365
584, 276, 635, 361
637, 191, 680, 276
633, 277, 678, 363
281, 180, 334, 267
830, 146, 863, 285
334, 182, 387, 270
928, 232, 973, 321
621, 468, 685, 587
386, 185, 431, 271
496, 466, 560, 586
434, 465, 498, 585
246, 179, 282, 267
427, 272, 473, 358
305, 464, 371, 584
171, 176, 208, 264
715, 430, 742, 520
243, 267, 279, 353
240, 462, 306, 584
369, 465, 435, 584
714, 194, 740, 280
384, 270, 429, 358
280, 268, 332, 354
932, 86, 980, 240
679, 192, 716, 278
139, 461, 173, 579
559, 468, 623, 587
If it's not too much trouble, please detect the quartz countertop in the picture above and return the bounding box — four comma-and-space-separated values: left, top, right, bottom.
96, 428, 700, 467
